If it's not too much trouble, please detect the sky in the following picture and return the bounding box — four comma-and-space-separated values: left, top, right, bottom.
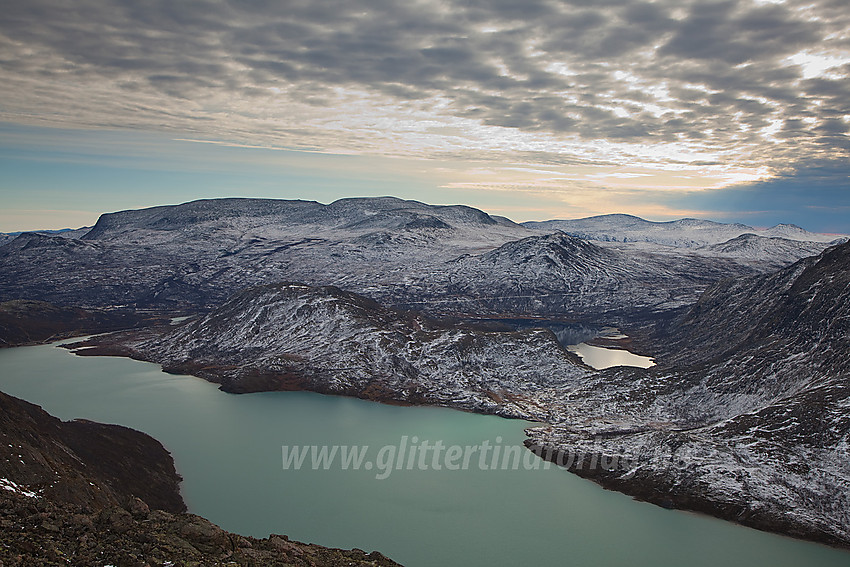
1, 0, 848, 233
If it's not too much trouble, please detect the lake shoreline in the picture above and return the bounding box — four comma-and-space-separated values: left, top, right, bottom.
0, 388, 403, 566
1, 347, 844, 565
524, 437, 850, 552
57, 335, 850, 553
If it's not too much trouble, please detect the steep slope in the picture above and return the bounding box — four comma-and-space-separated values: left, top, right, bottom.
654, 239, 850, 370
0, 390, 184, 513
526, 240, 850, 547
73, 282, 591, 420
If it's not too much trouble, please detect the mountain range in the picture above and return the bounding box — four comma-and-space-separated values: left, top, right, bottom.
523, 213, 846, 247
2, 197, 849, 550
1, 198, 843, 320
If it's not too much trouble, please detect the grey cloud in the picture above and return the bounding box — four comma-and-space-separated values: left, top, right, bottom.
659, 1, 821, 64
0, 0, 847, 167
622, 2, 674, 30
816, 119, 849, 135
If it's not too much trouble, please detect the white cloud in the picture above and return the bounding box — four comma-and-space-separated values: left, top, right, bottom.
786, 51, 850, 79
0, 0, 847, 189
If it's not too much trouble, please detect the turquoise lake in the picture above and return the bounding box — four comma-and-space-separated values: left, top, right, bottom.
0, 341, 848, 567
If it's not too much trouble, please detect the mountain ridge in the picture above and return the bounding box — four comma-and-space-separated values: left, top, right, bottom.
71, 281, 591, 420
526, 239, 850, 547
4, 202, 844, 248
2, 196, 849, 550
2, 198, 792, 320
522, 213, 846, 247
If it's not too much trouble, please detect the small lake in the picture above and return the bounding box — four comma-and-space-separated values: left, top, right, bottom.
494, 320, 656, 370
0, 342, 847, 567
568, 342, 655, 369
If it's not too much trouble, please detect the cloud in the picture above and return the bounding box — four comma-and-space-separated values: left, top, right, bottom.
658, 1, 820, 64
671, 161, 850, 233
0, 0, 848, 177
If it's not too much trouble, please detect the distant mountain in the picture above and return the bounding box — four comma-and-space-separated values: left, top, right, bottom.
392, 232, 757, 319
527, 240, 850, 547
0, 227, 89, 246
698, 233, 835, 270
81, 196, 514, 240
76, 282, 590, 419
0, 198, 794, 322
523, 213, 846, 248
0, 197, 532, 312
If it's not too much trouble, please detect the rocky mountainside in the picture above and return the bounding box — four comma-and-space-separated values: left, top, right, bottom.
392, 232, 758, 320
523, 213, 846, 248
0, 390, 184, 514
74, 282, 591, 420
526, 240, 850, 548
0, 390, 402, 566
0, 198, 824, 323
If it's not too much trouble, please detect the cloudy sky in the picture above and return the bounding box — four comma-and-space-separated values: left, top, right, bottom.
1, 0, 848, 232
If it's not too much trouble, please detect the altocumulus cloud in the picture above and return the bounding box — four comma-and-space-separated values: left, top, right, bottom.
0, 0, 848, 175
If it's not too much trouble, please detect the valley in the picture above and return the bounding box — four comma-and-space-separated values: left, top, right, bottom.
1, 196, 849, 555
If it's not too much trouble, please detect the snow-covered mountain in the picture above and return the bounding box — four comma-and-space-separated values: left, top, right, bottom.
0, 197, 533, 311
1, 198, 818, 322
5, 196, 849, 548
694, 233, 838, 271
526, 240, 850, 547
80, 196, 520, 242
75, 282, 590, 420
523, 213, 846, 248
390, 232, 757, 319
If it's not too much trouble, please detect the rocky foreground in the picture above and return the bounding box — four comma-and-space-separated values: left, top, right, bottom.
0, 391, 401, 566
